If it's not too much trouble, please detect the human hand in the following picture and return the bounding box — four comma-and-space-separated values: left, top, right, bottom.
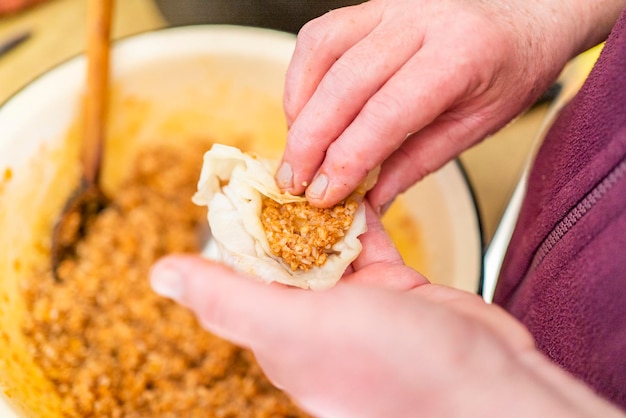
275, 0, 611, 210
149, 206, 622, 417
149, 265, 622, 417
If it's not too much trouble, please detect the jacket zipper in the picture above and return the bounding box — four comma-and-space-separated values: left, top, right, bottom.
530, 157, 626, 269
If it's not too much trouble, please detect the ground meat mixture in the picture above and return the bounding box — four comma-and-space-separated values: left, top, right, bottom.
261, 197, 358, 271
21, 143, 309, 418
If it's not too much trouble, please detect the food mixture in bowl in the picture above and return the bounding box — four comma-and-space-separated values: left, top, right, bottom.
20, 141, 309, 417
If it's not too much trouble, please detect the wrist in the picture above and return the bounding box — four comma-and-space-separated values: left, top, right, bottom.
574, 0, 626, 52
475, 350, 624, 417
438, 346, 623, 417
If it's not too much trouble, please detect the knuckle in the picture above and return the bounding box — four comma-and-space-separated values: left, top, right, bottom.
287, 122, 326, 159
319, 58, 362, 102
362, 90, 409, 139
393, 146, 431, 182
325, 140, 371, 183
296, 11, 337, 52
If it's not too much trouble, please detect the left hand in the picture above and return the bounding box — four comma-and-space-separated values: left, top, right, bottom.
148, 206, 528, 416
149, 206, 622, 417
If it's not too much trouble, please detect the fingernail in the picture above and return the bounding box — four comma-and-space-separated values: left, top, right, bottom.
275, 162, 294, 189
307, 173, 328, 199
150, 266, 184, 301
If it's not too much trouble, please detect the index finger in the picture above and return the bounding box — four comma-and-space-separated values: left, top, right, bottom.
278, 2, 421, 197
283, 3, 380, 126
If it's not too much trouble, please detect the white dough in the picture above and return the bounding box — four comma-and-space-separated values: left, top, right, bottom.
193, 144, 368, 290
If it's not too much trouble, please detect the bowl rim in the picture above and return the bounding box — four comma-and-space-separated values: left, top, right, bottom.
0, 24, 485, 416
454, 158, 485, 292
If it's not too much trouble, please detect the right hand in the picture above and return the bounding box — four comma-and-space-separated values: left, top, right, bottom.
276, 0, 615, 211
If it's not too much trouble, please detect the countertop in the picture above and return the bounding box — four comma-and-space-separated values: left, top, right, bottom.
0, 0, 598, 247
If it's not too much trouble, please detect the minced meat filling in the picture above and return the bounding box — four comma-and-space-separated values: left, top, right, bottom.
21, 143, 309, 417
261, 197, 358, 271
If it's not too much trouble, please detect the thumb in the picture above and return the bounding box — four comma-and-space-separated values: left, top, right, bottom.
150, 254, 305, 349
149, 254, 442, 418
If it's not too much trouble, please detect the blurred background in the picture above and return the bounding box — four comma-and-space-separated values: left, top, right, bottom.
0, 0, 367, 104
153, 0, 363, 33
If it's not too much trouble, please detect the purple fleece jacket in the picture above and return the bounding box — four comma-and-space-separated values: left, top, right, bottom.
493, 7, 626, 410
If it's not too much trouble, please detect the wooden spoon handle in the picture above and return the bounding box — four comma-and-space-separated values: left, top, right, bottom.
82, 0, 113, 186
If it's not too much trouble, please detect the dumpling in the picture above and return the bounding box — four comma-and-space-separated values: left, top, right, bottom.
192, 144, 370, 290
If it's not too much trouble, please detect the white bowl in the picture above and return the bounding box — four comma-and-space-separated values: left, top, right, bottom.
0, 26, 482, 416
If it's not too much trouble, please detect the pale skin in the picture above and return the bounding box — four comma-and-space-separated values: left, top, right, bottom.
151, 0, 626, 415
275, 0, 626, 210
151, 204, 623, 417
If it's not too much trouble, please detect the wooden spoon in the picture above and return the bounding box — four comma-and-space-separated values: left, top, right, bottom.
50, 0, 113, 278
